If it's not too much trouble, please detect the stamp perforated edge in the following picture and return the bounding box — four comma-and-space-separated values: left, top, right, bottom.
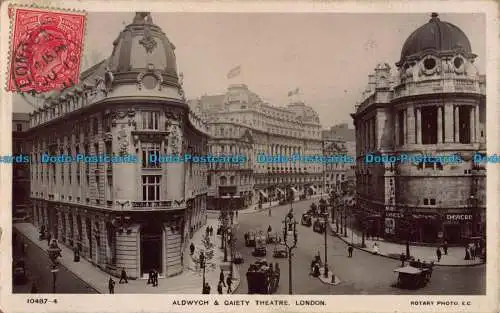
4, 3, 88, 95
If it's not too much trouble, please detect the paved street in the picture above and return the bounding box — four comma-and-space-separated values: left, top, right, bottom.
12, 229, 97, 294
233, 198, 486, 295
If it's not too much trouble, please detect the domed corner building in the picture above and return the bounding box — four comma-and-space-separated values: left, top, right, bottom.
351, 13, 486, 245
27, 12, 209, 279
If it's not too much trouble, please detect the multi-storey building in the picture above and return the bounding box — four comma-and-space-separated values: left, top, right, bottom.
192, 84, 324, 209
351, 13, 486, 244
12, 113, 31, 221
26, 12, 209, 279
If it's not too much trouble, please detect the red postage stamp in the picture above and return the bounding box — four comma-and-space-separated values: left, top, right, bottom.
7, 7, 86, 93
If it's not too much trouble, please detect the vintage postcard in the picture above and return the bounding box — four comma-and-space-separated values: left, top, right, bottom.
0, 0, 498, 312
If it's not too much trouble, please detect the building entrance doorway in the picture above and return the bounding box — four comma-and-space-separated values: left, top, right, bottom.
445, 225, 462, 244
140, 222, 163, 276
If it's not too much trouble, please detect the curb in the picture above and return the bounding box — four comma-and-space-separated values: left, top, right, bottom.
327, 223, 485, 268
14, 227, 102, 294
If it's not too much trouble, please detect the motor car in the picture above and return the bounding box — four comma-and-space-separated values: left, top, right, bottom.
301, 213, 312, 227
313, 219, 326, 233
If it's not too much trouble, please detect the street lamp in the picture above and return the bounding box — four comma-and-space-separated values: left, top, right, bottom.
199, 250, 206, 290
47, 239, 61, 293
343, 201, 347, 237
282, 210, 298, 295
323, 212, 329, 278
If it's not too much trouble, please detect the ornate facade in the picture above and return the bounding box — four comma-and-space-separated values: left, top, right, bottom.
27, 12, 209, 279
351, 13, 486, 244
192, 84, 324, 210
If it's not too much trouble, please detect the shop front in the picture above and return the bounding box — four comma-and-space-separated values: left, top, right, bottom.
384, 210, 440, 244
442, 212, 473, 244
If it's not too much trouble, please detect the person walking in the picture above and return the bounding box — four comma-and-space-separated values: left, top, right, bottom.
147, 269, 153, 284
348, 245, 353, 257
30, 282, 38, 293
153, 269, 159, 287
219, 269, 226, 287
119, 268, 128, 284
226, 274, 233, 293
443, 240, 448, 255
400, 252, 406, 267
108, 277, 115, 294
190, 242, 195, 255
436, 247, 442, 262
203, 282, 211, 294
217, 281, 223, 294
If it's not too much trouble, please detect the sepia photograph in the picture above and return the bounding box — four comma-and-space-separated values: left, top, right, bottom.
1, 1, 498, 313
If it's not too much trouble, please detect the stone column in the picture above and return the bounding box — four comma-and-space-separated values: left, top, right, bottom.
475, 105, 480, 141
454, 106, 460, 142
407, 106, 416, 144
470, 107, 475, 142
395, 111, 400, 146
444, 102, 454, 143
403, 109, 408, 144
416, 108, 422, 144
437, 107, 443, 143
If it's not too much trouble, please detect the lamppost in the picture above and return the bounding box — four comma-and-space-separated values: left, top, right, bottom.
323, 212, 329, 278
47, 240, 61, 293
282, 210, 298, 295
343, 200, 347, 237
469, 195, 477, 237
361, 209, 366, 248
228, 228, 234, 277
199, 251, 206, 291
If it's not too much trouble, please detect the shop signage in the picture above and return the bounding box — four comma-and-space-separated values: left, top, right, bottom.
446, 214, 472, 221
385, 211, 404, 219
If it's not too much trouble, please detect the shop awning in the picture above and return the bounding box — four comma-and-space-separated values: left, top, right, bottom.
276, 188, 285, 195
290, 187, 298, 194
258, 190, 268, 199
308, 186, 316, 192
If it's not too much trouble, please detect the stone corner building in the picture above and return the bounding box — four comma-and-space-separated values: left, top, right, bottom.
27, 12, 208, 279
351, 13, 486, 244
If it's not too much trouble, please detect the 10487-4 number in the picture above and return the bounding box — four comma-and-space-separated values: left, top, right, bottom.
27, 298, 48, 304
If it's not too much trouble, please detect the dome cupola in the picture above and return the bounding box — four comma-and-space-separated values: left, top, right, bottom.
107, 12, 179, 88
397, 13, 475, 67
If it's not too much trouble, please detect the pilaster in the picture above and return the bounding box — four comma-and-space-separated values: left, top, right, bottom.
437, 106, 443, 143
444, 102, 454, 143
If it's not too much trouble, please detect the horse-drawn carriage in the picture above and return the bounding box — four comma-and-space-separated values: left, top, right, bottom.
313, 219, 326, 233
273, 243, 288, 258
394, 260, 434, 289
301, 213, 312, 227
244, 232, 256, 247
246, 259, 280, 294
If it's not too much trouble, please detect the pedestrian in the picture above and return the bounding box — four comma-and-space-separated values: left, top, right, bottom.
236, 210, 238, 218
348, 245, 353, 257
119, 268, 128, 284
30, 282, 38, 293
436, 247, 442, 262
147, 269, 153, 284
206, 226, 209, 236
190, 242, 195, 255
108, 277, 115, 294
464, 246, 471, 260
226, 274, 233, 293
471, 243, 476, 259
202, 282, 211, 294
153, 269, 159, 287
219, 269, 226, 287
400, 252, 406, 267
217, 281, 223, 294
443, 240, 448, 255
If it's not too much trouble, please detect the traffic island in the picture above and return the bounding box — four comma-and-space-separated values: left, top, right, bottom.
317, 266, 341, 286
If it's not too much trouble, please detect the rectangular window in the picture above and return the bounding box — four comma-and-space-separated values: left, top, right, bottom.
430, 198, 436, 205
60, 149, 64, 183
459, 106, 471, 144
142, 111, 160, 130
93, 118, 99, 135
142, 175, 161, 201
76, 146, 81, 185
423, 198, 429, 205
16, 123, 22, 131
141, 143, 161, 168
398, 110, 405, 145
421, 107, 438, 145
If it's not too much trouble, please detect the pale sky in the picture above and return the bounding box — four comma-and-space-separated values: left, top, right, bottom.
13, 12, 485, 128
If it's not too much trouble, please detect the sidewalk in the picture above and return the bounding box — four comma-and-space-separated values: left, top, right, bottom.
239, 194, 326, 214
328, 222, 484, 266
14, 219, 240, 294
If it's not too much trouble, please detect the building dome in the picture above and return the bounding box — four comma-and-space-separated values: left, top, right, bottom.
397, 13, 474, 66
107, 12, 179, 86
